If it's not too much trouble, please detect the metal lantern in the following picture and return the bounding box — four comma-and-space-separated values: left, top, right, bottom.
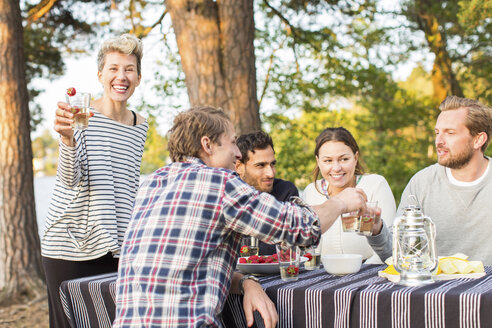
392, 200, 438, 286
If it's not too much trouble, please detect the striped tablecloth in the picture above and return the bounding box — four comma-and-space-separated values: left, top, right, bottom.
59, 265, 492, 328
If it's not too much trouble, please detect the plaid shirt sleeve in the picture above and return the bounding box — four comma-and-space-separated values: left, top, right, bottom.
221, 173, 321, 248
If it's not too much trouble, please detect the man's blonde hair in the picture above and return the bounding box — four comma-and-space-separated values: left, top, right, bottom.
439, 96, 492, 152
168, 107, 231, 162
97, 34, 143, 75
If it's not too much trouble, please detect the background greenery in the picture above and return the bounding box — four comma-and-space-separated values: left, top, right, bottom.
27, 0, 492, 204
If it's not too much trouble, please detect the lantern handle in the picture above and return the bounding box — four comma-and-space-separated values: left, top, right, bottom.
405, 194, 423, 213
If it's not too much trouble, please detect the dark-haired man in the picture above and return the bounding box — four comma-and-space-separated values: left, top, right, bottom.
236, 130, 299, 254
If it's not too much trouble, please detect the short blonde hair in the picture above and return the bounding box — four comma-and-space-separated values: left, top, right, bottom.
168, 107, 231, 162
97, 34, 143, 75
439, 96, 492, 152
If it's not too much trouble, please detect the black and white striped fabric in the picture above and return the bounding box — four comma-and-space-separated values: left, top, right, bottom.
59, 265, 492, 328
41, 111, 148, 260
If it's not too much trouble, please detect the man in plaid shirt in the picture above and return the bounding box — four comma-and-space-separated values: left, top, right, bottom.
114, 107, 367, 327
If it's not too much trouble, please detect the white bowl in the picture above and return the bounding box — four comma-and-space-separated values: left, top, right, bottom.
321, 254, 362, 275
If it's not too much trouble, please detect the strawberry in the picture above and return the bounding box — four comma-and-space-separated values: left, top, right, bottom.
239, 258, 247, 264
286, 265, 299, 276
280, 252, 291, 262
89, 111, 94, 117
70, 107, 80, 114
248, 255, 260, 261
67, 87, 76, 97
240, 246, 249, 254
304, 252, 313, 261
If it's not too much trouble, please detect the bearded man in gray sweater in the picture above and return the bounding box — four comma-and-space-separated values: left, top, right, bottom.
368, 95, 492, 265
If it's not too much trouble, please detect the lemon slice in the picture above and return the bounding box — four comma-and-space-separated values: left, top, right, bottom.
440, 256, 470, 262
468, 261, 485, 273
452, 259, 473, 274
439, 258, 459, 274
382, 265, 399, 275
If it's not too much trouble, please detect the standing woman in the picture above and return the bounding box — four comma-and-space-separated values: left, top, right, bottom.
41, 34, 148, 327
302, 127, 396, 263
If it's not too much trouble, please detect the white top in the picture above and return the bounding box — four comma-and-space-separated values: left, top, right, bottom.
303, 174, 396, 263
445, 163, 489, 186
41, 111, 148, 261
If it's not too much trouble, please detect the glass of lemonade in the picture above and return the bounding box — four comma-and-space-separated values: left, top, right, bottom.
66, 92, 91, 130
358, 201, 378, 236
341, 210, 360, 232
276, 244, 300, 281
240, 236, 259, 257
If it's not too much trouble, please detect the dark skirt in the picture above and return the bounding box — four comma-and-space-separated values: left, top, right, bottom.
42, 253, 118, 328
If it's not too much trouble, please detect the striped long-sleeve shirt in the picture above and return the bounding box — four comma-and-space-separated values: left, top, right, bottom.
41, 111, 148, 261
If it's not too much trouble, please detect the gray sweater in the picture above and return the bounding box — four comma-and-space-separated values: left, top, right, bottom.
368, 157, 492, 265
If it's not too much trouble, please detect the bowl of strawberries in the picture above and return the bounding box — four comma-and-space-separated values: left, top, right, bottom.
237, 254, 308, 275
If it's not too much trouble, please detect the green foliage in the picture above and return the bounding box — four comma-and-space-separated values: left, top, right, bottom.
31, 129, 59, 176
458, 0, 492, 32
23, 24, 65, 131
21, 0, 110, 132
354, 70, 437, 201
140, 115, 169, 174
150, 47, 188, 110
26, 0, 491, 197
486, 147, 492, 158
256, 0, 388, 114
137, 102, 170, 174
401, 0, 492, 103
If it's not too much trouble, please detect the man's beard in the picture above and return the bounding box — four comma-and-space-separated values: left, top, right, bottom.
242, 174, 273, 193
437, 143, 474, 169
252, 181, 273, 193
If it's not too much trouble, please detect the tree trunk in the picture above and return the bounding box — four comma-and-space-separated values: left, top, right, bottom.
414, 2, 464, 102
166, 0, 261, 134
0, 0, 45, 304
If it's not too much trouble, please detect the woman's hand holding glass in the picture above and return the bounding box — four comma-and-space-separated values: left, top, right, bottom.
331, 187, 367, 214
314, 187, 367, 233
54, 101, 75, 146
340, 201, 381, 236
371, 207, 384, 236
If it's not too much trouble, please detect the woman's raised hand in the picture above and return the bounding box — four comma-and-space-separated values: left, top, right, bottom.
54, 101, 75, 146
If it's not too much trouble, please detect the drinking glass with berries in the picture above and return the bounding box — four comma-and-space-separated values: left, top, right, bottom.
276, 244, 300, 281
303, 238, 322, 270
240, 236, 259, 257
65, 88, 92, 130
